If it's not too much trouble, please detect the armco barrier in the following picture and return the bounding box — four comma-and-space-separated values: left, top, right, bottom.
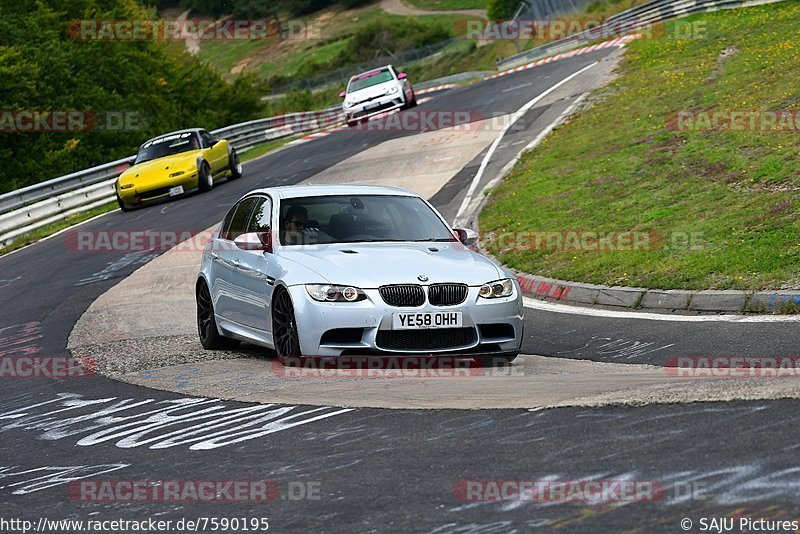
0, 106, 343, 246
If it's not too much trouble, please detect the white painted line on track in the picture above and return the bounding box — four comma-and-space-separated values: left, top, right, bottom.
523, 296, 800, 322
453, 61, 598, 227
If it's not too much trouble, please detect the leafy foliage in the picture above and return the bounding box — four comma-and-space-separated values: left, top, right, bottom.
0, 0, 263, 193
486, 0, 520, 19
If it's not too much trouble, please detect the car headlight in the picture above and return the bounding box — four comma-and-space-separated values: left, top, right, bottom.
119, 184, 134, 190
169, 171, 185, 178
478, 278, 514, 299
388, 86, 399, 94
306, 284, 367, 302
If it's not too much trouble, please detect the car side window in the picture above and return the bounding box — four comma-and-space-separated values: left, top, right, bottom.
222, 197, 258, 241
247, 196, 272, 233
200, 130, 215, 148
219, 205, 238, 240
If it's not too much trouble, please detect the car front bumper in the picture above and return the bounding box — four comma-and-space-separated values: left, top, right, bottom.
117, 172, 198, 205
344, 94, 406, 121
286, 284, 524, 357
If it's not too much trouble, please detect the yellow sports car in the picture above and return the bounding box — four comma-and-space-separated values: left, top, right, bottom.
115, 128, 243, 211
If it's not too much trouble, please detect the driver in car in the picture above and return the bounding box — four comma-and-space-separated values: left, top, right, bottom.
282, 206, 309, 245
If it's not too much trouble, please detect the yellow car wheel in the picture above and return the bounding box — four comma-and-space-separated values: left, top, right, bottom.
228, 148, 242, 180
116, 193, 132, 212
197, 161, 213, 193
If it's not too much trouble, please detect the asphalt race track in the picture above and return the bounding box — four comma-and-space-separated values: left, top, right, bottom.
2, 48, 800, 532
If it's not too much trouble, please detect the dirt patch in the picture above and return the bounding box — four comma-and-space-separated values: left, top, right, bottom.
706, 45, 739, 83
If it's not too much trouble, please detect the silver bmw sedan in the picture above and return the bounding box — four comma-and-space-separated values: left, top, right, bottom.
196, 184, 524, 366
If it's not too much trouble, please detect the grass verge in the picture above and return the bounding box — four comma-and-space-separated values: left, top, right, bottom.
480, 1, 800, 291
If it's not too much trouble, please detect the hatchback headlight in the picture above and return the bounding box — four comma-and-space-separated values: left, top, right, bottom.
387, 86, 399, 94
306, 284, 367, 302
478, 278, 514, 299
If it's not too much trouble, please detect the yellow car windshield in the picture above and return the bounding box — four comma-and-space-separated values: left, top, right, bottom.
135, 132, 200, 164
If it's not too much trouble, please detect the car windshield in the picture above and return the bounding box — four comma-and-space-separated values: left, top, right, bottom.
134, 132, 200, 164
278, 194, 457, 246
347, 69, 394, 93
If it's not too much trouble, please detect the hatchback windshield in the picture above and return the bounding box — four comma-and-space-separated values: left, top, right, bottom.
135, 131, 200, 164
279, 195, 456, 246
347, 69, 394, 93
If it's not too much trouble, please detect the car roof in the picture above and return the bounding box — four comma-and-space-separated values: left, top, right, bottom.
244, 184, 418, 200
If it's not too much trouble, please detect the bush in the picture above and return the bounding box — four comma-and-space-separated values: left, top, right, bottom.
487, 0, 521, 19
0, 0, 264, 194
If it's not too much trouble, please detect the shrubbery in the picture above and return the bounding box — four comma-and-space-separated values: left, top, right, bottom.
287, 18, 450, 82
487, 0, 521, 19
0, 0, 264, 193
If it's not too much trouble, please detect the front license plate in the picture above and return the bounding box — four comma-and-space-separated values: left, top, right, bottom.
169, 185, 184, 197
393, 312, 463, 330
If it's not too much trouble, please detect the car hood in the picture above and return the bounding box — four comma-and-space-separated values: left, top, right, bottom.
347, 81, 397, 104
119, 151, 200, 184
277, 242, 503, 287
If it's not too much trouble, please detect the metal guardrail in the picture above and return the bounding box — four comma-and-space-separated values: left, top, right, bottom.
496, 0, 786, 69
0, 105, 343, 246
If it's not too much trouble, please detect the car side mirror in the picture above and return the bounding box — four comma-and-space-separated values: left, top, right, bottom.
234, 232, 272, 253
339, 91, 346, 98
397, 72, 407, 80
454, 228, 478, 246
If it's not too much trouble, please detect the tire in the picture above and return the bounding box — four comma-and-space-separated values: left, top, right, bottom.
408, 91, 417, 108
347, 117, 358, 128
116, 194, 132, 212
473, 353, 518, 367
197, 161, 213, 193
272, 287, 302, 362
197, 280, 239, 350
228, 148, 243, 180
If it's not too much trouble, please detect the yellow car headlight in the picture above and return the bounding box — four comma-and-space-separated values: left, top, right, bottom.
169, 171, 185, 178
